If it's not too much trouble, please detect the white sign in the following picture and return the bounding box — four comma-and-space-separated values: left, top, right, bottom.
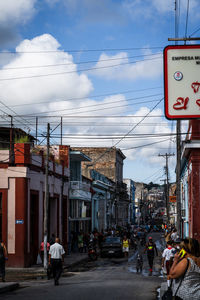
164, 45, 200, 119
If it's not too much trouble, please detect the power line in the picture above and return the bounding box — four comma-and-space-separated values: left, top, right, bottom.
0, 46, 163, 54
143, 167, 164, 182
0, 114, 165, 118
190, 25, 200, 37
23, 94, 163, 116
0, 56, 162, 81
122, 138, 172, 150
108, 98, 163, 148
0, 121, 171, 127
185, 0, 190, 38
8, 86, 162, 108
1, 53, 162, 71
88, 98, 163, 165
48, 133, 179, 137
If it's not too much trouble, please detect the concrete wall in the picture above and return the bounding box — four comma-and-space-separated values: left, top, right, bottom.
71, 147, 125, 183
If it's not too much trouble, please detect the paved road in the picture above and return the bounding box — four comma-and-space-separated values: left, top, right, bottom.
2, 255, 163, 298
2, 232, 164, 300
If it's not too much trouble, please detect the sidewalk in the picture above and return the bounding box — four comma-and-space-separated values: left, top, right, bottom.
0, 251, 88, 294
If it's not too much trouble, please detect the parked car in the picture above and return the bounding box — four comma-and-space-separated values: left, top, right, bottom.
101, 236, 123, 258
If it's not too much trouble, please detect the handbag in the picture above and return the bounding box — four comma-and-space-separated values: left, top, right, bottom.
162, 287, 173, 300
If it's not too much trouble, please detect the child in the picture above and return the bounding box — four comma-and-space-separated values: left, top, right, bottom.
136, 254, 143, 273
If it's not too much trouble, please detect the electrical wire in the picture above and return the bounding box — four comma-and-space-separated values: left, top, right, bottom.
0, 56, 162, 81
1, 53, 162, 71
121, 138, 172, 150
90, 98, 163, 165
185, 0, 190, 38
0, 121, 171, 127
189, 25, 200, 37
23, 93, 163, 116
0, 114, 165, 118
8, 86, 162, 108
143, 167, 164, 182
0, 46, 163, 54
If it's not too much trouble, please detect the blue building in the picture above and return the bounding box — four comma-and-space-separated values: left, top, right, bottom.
90, 170, 115, 231
123, 179, 136, 225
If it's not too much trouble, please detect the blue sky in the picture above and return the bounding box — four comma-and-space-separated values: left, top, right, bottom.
0, 0, 199, 184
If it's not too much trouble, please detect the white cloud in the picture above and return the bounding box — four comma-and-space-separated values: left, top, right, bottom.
62, 104, 176, 169
0, 34, 93, 114
90, 51, 162, 81
0, 0, 36, 25
123, 0, 199, 20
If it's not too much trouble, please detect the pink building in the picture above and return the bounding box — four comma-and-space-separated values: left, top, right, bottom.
0, 143, 70, 267
181, 120, 200, 241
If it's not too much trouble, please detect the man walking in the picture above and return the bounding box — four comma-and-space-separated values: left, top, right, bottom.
49, 237, 65, 286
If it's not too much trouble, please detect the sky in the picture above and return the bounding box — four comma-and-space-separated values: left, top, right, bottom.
0, 0, 199, 184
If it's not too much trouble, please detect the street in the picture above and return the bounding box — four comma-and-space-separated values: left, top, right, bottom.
2, 234, 164, 300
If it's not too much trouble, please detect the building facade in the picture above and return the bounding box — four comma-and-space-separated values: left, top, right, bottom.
123, 179, 136, 225
71, 147, 129, 228
0, 143, 70, 267
69, 150, 92, 235
180, 120, 200, 241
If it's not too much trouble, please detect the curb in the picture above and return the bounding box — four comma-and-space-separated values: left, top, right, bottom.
0, 283, 19, 294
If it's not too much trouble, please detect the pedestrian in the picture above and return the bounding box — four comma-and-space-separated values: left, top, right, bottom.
0, 241, 7, 282
78, 232, 84, 253
136, 253, 143, 273
49, 233, 55, 246
162, 240, 174, 288
169, 237, 200, 299
49, 237, 65, 286
40, 240, 50, 263
122, 235, 130, 258
83, 233, 89, 253
171, 228, 178, 242
98, 230, 104, 250
144, 236, 158, 275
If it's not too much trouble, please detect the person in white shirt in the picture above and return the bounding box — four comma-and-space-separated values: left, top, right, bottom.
162, 241, 174, 288
49, 237, 65, 286
171, 229, 178, 242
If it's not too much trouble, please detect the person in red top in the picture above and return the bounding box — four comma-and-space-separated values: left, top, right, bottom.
40, 241, 50, 263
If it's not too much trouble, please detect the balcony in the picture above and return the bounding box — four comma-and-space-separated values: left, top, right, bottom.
69, 181, 91, 201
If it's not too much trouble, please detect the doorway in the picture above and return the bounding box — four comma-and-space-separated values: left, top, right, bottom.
30, 192, 39, 265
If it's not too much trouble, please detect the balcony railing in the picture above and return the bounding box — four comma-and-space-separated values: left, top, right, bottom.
69, 181, 91, 201
70, 181, 90, 192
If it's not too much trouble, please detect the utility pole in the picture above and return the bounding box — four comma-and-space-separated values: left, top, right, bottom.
44, 123, 50, 270
36, 117, 38, 145
61, 116, 63, 145
175, 0, 181, 237
9, 115, 14, 165
160, 179, 167, 223
158, 153, 175, 223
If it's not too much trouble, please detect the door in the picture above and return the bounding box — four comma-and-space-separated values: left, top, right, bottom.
30, 192, 39, 265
